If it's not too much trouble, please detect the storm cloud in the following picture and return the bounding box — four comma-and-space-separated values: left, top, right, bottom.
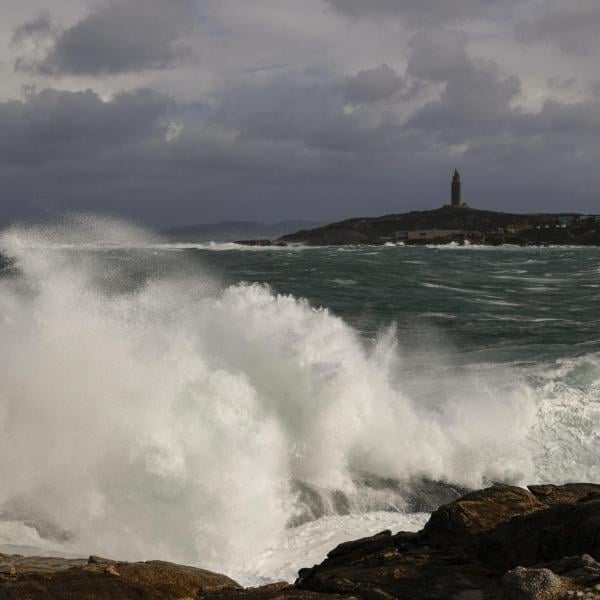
1, 0, 600, 226
13, 0, 197, 75
0, 88, 173, 166
325, 0, 526, 27
515, 0, 600, 56
343, 65, 405, 105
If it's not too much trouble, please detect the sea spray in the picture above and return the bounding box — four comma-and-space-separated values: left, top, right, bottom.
0, 221, 544, 581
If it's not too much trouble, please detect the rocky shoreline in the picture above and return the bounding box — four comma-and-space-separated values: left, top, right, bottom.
2, 483, 600, 599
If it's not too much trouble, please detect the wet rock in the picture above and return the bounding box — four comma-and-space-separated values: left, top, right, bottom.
542, 554, 600, 585
0, 555, 239, 599
421, 484, 545, 544
292, 483, 600, 600
481, 495, 600, 571
4, 483, 600, 599
528, 485, 600, 506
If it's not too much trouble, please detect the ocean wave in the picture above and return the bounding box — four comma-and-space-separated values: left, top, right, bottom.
331, 278, 357, 286
155, 242, 312, 252
421, 282, 480, 294
0, 220, 598, 584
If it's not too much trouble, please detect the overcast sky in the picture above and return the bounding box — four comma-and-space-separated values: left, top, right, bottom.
1, 0, 600, 227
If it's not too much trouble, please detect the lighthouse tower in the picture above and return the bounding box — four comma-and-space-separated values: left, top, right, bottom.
451, 169, 462, 207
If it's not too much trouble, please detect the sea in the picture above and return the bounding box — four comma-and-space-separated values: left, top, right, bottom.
0, 219, 598, 585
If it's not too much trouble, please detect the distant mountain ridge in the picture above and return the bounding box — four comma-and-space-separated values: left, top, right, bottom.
162, 220, 323, 242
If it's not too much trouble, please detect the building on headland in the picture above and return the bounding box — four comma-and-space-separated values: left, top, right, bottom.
450, 169, 468, 208
280, 167, 600, 246
451, 169, 461, 206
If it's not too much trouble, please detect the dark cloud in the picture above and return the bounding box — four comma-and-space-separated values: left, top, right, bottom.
219, 76, 398, 154
343, 64, 405, 104
406, 29, 471, 81
0, 88, 172, 166
515, 1, 600, 56
226, 31, 521, 156
325, 0, 524, 27
3, 0, 600, 227
11, 11, 56, 45
13, 0, 197, 75
406, 30, 521, 142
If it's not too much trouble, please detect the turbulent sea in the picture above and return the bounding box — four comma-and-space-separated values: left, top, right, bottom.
0, 220, 599, 585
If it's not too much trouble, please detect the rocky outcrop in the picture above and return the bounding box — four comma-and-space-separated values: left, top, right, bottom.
290, 484, 600, 600
0, 555, 239, 599
3, 483, 600, 599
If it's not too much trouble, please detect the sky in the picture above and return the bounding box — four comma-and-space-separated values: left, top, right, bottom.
1, 0, 600, 227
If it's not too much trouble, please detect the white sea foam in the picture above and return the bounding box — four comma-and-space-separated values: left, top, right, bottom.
152, 242, 311, 252
421, 282, 479, 294
0, 220, 597, 585
242, 511, 429, 585
527, 355, 600, 484
332, 278, 357, 286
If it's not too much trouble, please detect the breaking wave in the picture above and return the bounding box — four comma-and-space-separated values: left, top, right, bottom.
0, 220, 597, 583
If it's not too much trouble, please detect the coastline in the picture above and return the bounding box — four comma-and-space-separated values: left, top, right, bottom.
3, 483, 600, 599
277, 206, 600, 247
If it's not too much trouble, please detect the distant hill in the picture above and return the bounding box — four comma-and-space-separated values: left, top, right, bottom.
279, 206, 591, 245
162, 220, 323, 242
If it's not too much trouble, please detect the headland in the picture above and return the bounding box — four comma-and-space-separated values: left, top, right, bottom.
278, 205, 600, 246
268, 170, 600, 247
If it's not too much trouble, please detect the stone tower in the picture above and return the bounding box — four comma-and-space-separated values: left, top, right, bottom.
451, 169, 462, 207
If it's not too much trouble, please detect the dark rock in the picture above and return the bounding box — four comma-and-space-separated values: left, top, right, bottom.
421, 484, 545, 543
0, 555, 239, 599
292, 483, 600, 600
88, 555, 117, 564
326, 530, 393, 560
5, 483, 600, 599
540, 554, 600, 585
481, 497, 600, 571
288, 477, 466, 528
528, 484, 600, 506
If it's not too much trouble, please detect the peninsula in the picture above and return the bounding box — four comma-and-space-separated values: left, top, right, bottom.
276, 170, 600, 246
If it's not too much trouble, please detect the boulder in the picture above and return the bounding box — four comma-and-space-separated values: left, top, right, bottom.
0, 554, 239, 599
291, 484, 600, 600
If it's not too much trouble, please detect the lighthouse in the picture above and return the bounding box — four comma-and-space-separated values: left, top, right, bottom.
451, 169, 462, 207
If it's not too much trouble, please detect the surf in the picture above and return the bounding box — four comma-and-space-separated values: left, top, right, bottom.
0, 219, 596, 584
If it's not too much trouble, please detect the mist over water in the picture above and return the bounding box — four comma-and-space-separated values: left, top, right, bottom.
0, 220, 598, 584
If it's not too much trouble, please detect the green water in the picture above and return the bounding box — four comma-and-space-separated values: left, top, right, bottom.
0, 236, 598, 581
183, 244, 600, 366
